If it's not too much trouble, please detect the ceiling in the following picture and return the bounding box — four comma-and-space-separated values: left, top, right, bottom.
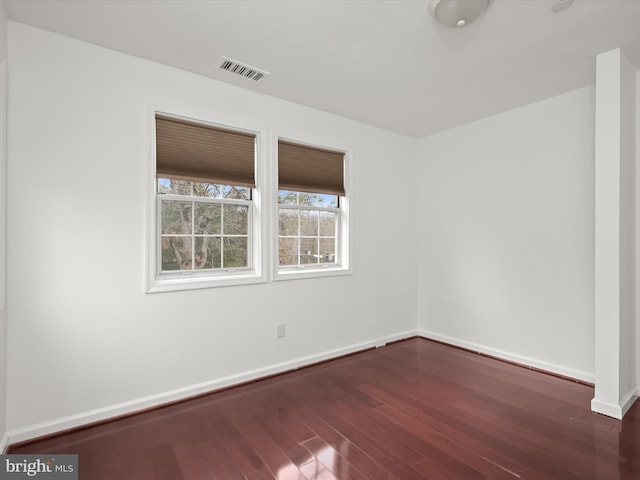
4, 0, 640, 138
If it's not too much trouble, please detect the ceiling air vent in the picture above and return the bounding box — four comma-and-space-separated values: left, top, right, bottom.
217, 56, 269, 82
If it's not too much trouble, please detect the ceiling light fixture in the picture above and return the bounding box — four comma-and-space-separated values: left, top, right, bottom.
429, 0, 491, 28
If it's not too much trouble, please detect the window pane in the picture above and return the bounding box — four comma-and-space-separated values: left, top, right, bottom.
193, 183, 251, 200
193, 182, 223, 198
319, 211, 337, 236
161, 201, 192, 234
279, 210, 298, 236
159, 179, 251, 200
224, 205, 249, 235
301, 192, 338, 207
298, 192, 319, 206
194, 203, 221, 234
300, 210, 318, 236
319, 238, 336, 263
194, 237, 221, 269
279, 238, 298, 266
300, 238, 318, 265
223, 238, 248, 268
222, 185, 251, 200
278, 190, 298, 205
161, 236, 192, 271
278, 190, 338, 207
319, 194, 338, 208
158, 178, 191, 196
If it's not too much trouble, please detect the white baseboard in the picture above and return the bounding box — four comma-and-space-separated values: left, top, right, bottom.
620, 387, 638, 417
7, 330, 417, 446
591, 398, 623, 419
418, 329, 595, 384
375, 329, 419, 347
0, 432, 8, 454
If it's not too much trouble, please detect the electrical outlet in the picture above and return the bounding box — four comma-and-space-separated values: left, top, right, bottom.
276, 322, 285, 339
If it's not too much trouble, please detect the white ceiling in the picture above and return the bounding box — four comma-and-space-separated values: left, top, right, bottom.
4, 0, 640, 138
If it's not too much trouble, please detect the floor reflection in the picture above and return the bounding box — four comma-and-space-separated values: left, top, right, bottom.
278, 437, 350, 479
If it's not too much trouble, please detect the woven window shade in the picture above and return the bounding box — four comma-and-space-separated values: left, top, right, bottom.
156, 115, 256, 188
278, 140, 345, 196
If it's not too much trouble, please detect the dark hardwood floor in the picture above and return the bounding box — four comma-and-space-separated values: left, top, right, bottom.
9, 338, 640, 479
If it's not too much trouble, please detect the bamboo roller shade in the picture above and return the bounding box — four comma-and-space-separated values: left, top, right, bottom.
278, 140, 345, 196
155, 115, 256, 188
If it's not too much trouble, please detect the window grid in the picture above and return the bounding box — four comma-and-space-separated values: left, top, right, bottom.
278, 202, 340, 268
158, 194, 252, 274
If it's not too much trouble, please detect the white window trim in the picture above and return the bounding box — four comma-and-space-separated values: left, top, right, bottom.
145, 106, 269, 293
271, 133, 353, 282
0, 62, 6, 310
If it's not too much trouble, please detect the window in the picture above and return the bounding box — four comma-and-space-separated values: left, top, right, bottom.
276, 139, 351, 278
147, 112, 265, 292
278, 191, 339, 267
158, 180, 251, 272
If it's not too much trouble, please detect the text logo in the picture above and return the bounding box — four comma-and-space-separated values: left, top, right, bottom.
0, 455, 77, 479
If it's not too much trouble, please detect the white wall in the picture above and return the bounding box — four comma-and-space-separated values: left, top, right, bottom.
417, 86, 596, 382
636, 70, 640, 395
0, 2, 5, 60
0, 0, 8, 452
5, 22, 418, 438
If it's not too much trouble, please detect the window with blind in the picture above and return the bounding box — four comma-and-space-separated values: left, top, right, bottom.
277, 139, 351, 277
148, 112, 265, 292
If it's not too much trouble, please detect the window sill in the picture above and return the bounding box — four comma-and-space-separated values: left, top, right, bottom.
147, 271, 267, 293
274, 265, 352, 282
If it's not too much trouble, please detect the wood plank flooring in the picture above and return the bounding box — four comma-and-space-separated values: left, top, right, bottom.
9, 338, 640, 479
